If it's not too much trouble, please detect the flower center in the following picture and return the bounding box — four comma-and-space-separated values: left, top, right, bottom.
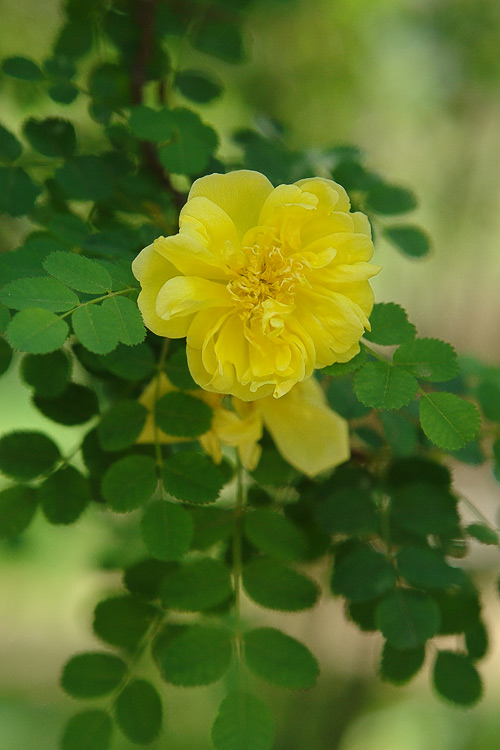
227, 238, 305, 324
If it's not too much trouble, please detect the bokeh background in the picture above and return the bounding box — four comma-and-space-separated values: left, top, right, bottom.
1, 0, 500, 748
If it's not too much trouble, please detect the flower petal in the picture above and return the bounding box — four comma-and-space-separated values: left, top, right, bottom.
179, 196, 240, 267
132, 243, 187, 337
156, 276, 232, 322
259, 378, 350, 477
154, 233, 228, 280
295, 177, 351, 213
188, 170, 274, 239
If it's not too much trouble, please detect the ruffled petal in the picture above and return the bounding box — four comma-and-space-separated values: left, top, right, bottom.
179, 196, 240, 267
294, 177, 351, 213
156, 276, 232, 323
132, 243, 187, 337
259, 377, 350, 476
154, 233, 228, 280
188, 170, 274, 239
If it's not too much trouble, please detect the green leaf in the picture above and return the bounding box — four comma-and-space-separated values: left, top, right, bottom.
316, 486, 379, 535
156, 624, 232, 686
190, 506, 234, 550
477, 379, 500, 421
39, 466, 89, 524
0, 166, 42, 216
141, 500, 193, 562
100, 342, 155, 381
0, 486, 38, 538
101, 455, 157, 512
98, 401, 148, 451
242, 558, 319, 612
380, 412, 418, 456
326, 377, 370, 419
93, 595, 157, 648
161, 558, 232, 611
390, 481, 459, 537
164, 347, 198, 390
20, 350, 71, 397
33, 383, 99, 425
55, 155, 115, 201
23, 117, 76, 158
72, 305, 119, 355
366, 183, 417, 215
354, 361, 418, 410
0, 431, 60, 480
393, 338, 458, 382
124, 559, 172, 601
55, 19, 93, 61
114, 679, 162, 744
396, 545, 464, 589
2, 56, 43, 80
434, 584, 481, 635
244, 508, 308, 562
128, 106, 172, 141
379, 643, 425, 684
100, 296, 145, 346
155, 391, 213, 438
465, 621, 488, 661
211, 691, 274, 750
364, 302, 416, 345
61, 652, 127, 698
0, 338, 12, 376
466, 523, 499, 546
0, 276, 78, 312
0, 122, 22, 162
419, 392, 480, 451
331, 545, 397, 602
48, 82, 79, 104
250, 447, 300, 486
0, 306, 10, 334
162, 452, 224, 504
433, 651, 482, 706
387, 456, 451, 490
383, 225, 431, 258
321, 348, 367, 377
375, 589, 441, 648
43, 252, 112, 294
244, 628, 319, 689
174, 70, 223, 103
158, 108, 218, 175
191, 21, 245, 64
61, 710, 112, 750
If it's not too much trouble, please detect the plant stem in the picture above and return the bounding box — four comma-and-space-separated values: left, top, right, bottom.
232, 456, 246, 681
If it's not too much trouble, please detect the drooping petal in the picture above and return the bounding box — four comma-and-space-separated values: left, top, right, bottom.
188, 170, 274, 239
258, 377, 350, 477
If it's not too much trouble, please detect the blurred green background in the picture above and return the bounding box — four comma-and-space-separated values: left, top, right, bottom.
1, 0, 500, 748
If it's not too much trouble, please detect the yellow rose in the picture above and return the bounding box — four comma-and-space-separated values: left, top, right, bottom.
132, 170, 380, 401
137, 373, 349, 478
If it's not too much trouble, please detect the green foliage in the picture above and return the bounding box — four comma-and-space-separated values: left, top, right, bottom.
0, 122, 23, 162
155, 391, 213, 437
162, 452, 225, 504
433, 651, 482, 706
0, 486, 38, 538
2, 56, 43, 80
244, 508, 308, 562
364, 302, 416, 345
354, 361, 418, 409
0, 338, 12, 376
20, 350, 71, 397
98, 401, 148, 451
23, 117, 76, 158
101, 455, 158, 512
61, 710, 113, 750
383, 225, 431, 258
191, 20, 245, 64
0, 431, 60, 480
38, 466, 90, 524
7, 308, 69, 353
61, 652, 127, 698
393, 338, 458, 381
376, 589, 441, 649
331, 545, 397, 602
160, 558, 232, 611
390, 482, 460, 537
34, 383, 99, 425
212, 691, 275, 750
0, 167, 41, 216
316, 487, 379, 535
141, 500, 193, 561
0, 276, 79, 312
174, 70, 223, 103
366, 184, 417, 215
244, 628, 319, 689
93, 595, 157, 649
155, 624, 233, 686
380, 643, 426, 685
242, 558, 319, 611
44, 252, 113, 294
114, 679, 162, 744
419, 392, 481, 450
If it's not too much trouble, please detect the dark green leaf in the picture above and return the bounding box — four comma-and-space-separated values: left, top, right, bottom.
161, 557, 232, 611
0, 277, 78, 312
0, 338, 13, 376
0, 166, 41, 216
61, 652, 127, 698
390, 481, 460, 537
326, 377, 370, 419
466, 523, 499, 545
396, 545, 464, 589
114, 679, 162, 744
43, 55, 76, 80
43, 252, 112, 294
0, 306, 10, 334
100, 342, 155, 381
477, 379, 500, 421
155, 391, 213, 438
61, 710, 112, 750
433, 651, 482, 706
250, 447, 300, 485
387, 456, 451, 490
20, 350, 71, 397
33, 383, 99, 425
124, 558, 172, 601
211, 691, 274, 750
0, 122, 22, 162
0, 485, 38, 538
242, 558, 319, 612
158, 108, 218, 175
366, 184, 417, 215
354, 361, 418, 410
383, 225, 430, 258
191, 21, 245, 64
23, 117, 76, 158
141, 500, 193, 561
39, 466, 89, 524
393, 338, 458, 382
174, 70, 223, 103
376, 589, 441, 648
331, 545, 396, 602
2, 56, 43, 80
98, 401, 148, 451
419, 393, 480, 451
244, 628, 319, 689
380, 412, 418, 456
55, 19, 93, 60
128, 106, 172, 141
321, 348, 367, 376
100, 296, 145, 346
48, 82, 79, 104
55, 156, 115, 201
156, 624, 232, 686
434, 584, 481, 635
164, 347, 198, 390
364, 302, 416, 345
0, 431, 60, 480
101, 455, 157, 512
316, 487, 379, 536
465, 621, 488, 661
162, 452, 224, 504
72, 305, 119, 355
380, 643, 425, 684
93, 595, 157, 648
190, 506, 233, 550
244, 508, 308, 562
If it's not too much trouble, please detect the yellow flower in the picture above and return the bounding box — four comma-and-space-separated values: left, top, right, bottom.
132, 170, 380, 401
137, 373, 349, 478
